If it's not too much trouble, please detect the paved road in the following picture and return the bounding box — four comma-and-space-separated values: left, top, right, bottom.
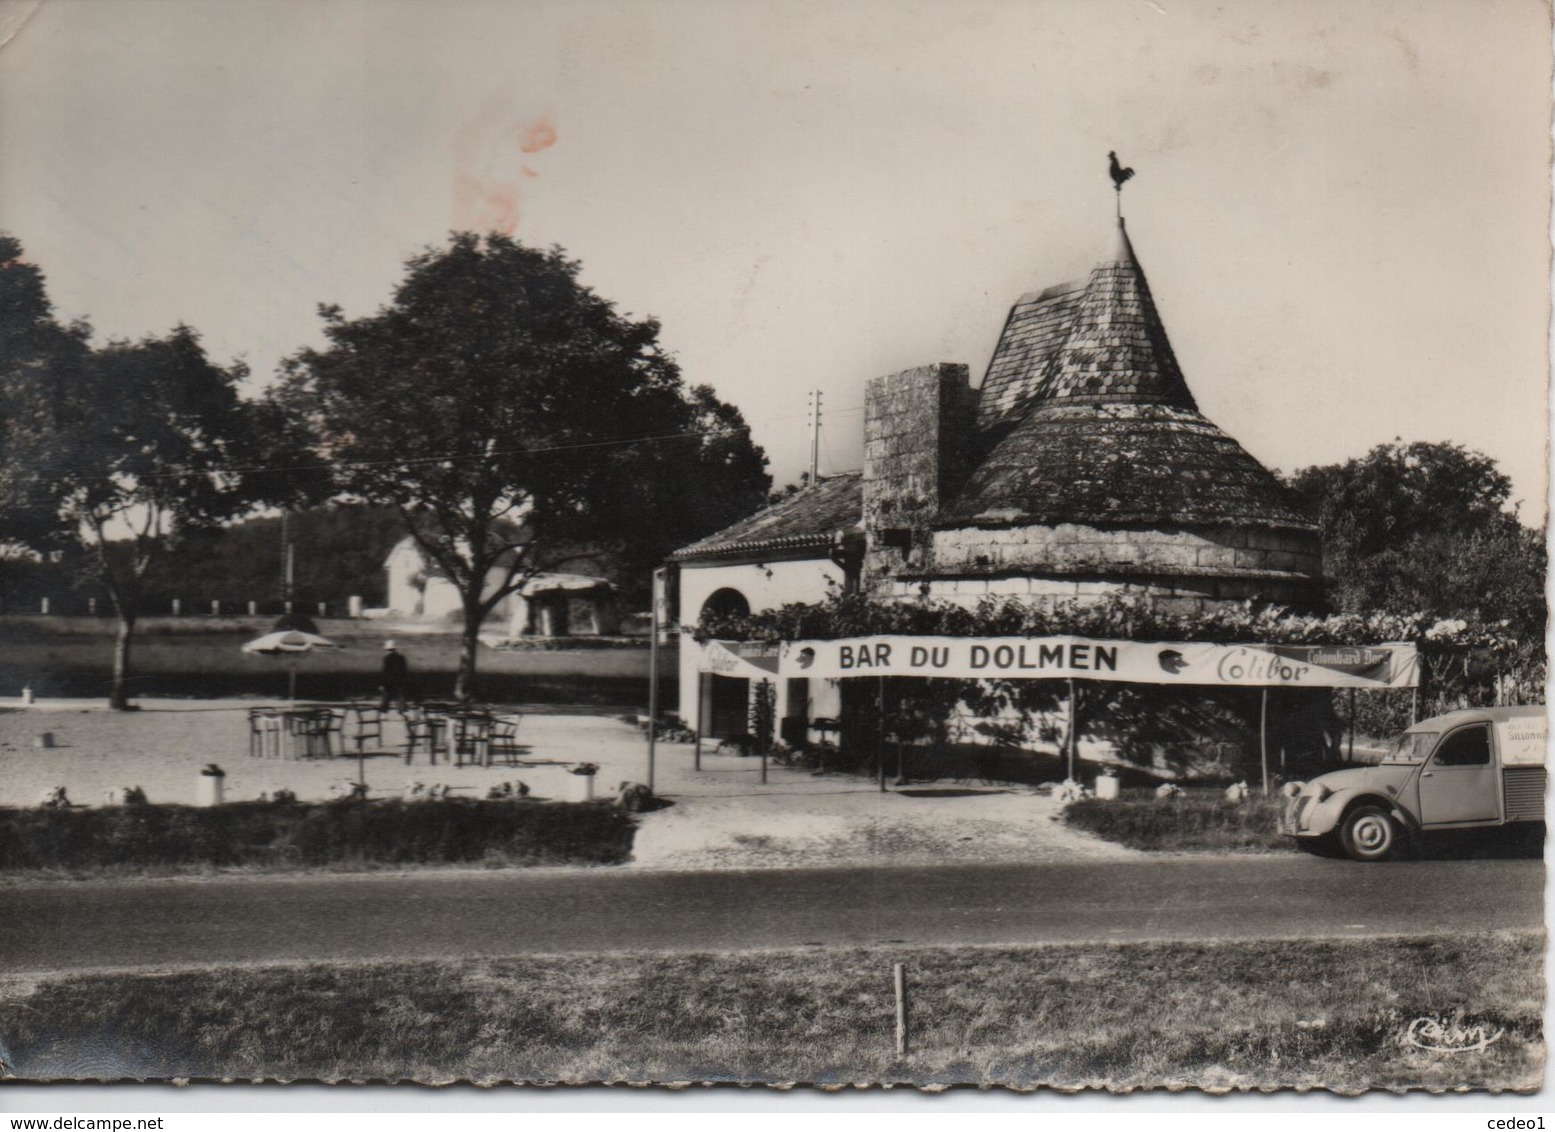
2, 856, 1540, 973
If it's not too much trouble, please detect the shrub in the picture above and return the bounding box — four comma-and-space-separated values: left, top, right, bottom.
1064, 790, 1289, 853
0, 799, 635, 872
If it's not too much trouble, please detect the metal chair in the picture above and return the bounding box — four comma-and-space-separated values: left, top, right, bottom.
488, 715, 523, 766
349, 703, 384, 754
451, 710, 493, 768
288, 709, 338, 759
404, 705, 449, 765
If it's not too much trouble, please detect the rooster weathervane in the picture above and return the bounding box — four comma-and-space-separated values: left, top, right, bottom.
1108, 150, 1135, 217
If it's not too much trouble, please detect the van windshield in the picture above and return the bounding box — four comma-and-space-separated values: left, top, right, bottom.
1383, 731, 1439, 764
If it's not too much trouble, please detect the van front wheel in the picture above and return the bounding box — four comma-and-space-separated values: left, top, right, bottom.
1340, 805, 1399, 861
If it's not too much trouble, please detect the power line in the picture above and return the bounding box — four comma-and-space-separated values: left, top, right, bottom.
0, 403, 869, 492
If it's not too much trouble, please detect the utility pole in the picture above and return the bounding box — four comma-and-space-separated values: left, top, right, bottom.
808, 389, 822, 487
281, 512, 295, 614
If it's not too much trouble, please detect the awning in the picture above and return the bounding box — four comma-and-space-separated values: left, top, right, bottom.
777, 635, 1419, 689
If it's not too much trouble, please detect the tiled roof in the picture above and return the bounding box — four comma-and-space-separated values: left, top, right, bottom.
945, 219, 1308, 531
943, 402, 1316, 530
1034, 220, 1196, 410
670, 471, 864, 560
975, 279, 1086, 431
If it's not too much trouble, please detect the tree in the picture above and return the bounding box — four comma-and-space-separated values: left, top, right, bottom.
0, 284, 271, 707
1284, 440, 1546, 641
273, 232, 769, 697
0, 236, 94, 565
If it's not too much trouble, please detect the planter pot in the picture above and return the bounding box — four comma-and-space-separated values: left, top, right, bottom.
567, 774, 596, 803
198, 770, 226, 807
1094, 774, 1120, 801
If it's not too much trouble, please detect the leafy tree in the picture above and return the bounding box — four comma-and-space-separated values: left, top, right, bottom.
273, 233, 769, 697
0, 236, 93, 565
0, 288, 272, 707
1284, 440, 1546, 641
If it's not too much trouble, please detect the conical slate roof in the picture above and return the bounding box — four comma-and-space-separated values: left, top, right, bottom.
946, 220, 1315, 531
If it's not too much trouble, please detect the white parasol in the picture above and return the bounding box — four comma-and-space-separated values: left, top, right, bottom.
241, 629, 344, 704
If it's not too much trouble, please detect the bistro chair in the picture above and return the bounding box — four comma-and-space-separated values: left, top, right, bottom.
403, 704, 449, 766
288, 708, 336, 760
488, 714, 524, 767
451, 709, 494, 768
348, 703, 384, 754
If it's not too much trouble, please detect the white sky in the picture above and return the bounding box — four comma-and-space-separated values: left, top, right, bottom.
0, 0, 1548, 517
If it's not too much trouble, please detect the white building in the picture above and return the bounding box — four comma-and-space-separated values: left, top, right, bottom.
384, 536, 619, 637
667, 216, 1322, 742
669, 474, 863, 740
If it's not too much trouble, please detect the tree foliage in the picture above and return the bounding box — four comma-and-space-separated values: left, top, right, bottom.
1284, 440, 1546, 641
0, 237, 272, 706
273, 232, 769, 697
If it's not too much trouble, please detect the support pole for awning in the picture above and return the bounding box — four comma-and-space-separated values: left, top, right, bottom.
759, 679, 770, 786
646, 567, 662, 793
1259, 687, 1269, 795
1348, 688, 1357, 763
1066, 677, 1078, 781
878, 676, 886, 793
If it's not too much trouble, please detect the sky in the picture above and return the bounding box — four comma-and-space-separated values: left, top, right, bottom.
0, 0, 1549, 517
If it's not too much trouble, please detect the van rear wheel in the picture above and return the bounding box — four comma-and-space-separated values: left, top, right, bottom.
1340, 805, 1399, 861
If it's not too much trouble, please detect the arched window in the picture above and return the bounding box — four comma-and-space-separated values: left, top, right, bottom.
701, 587, 750, 622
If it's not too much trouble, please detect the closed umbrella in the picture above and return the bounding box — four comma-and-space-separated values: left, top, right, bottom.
241, 629, 344, 705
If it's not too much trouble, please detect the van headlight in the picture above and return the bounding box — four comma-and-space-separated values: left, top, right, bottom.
1311, 783, 1332, 803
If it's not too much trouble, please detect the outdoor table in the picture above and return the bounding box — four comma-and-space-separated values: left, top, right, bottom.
270, 706, 338, 759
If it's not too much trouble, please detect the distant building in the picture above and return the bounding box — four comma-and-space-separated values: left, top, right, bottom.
668, 216, 1322, 739
383, 536, 618, 637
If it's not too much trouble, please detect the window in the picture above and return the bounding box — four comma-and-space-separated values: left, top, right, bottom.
700, 588, 750, 621
1432, 725, 1491, 767
1382, 731, 1437, 764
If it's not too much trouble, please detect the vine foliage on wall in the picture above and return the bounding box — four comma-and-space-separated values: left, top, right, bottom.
696, 592, 1543, 765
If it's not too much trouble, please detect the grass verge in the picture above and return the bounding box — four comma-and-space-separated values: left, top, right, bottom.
1, 931, 1541, 1090
1065, 790, 1290, 852
0, 799, 634, 873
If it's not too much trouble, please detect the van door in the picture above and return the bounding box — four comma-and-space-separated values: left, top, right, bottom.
1417, 723, 1499, 826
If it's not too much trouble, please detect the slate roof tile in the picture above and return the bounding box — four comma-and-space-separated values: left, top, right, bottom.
671, 472, 864, 560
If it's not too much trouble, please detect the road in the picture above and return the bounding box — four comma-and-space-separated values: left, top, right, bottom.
2, 856, 1540, 973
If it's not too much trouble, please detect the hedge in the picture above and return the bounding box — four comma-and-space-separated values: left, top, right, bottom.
0, 798, 635, 872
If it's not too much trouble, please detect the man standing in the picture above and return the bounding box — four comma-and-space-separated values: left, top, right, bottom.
380, 640, 410, 712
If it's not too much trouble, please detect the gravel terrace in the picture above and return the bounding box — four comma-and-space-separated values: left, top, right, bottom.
0, 698, 1135, 870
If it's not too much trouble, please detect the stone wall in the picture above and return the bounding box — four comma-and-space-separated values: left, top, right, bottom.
932, 521, 1321, 576
914, 520, 1323, 611
861, 363, 976, 587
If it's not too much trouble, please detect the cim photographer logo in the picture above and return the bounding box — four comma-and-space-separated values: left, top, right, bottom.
1402, 1013, 1504, 1053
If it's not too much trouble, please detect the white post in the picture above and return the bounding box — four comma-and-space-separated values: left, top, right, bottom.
893, 962, 908, 1056
211, 600, 220, 616
39, 597, 48, 615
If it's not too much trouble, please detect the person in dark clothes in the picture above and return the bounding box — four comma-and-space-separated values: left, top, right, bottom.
379, 640, 410, 711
